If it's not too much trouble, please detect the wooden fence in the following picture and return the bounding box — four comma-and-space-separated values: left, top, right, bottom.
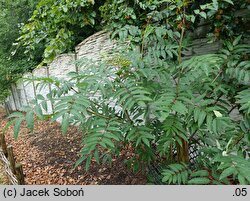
0, 131, 25, 185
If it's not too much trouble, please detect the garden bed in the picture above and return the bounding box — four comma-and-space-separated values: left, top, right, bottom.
0, 109, 146, 185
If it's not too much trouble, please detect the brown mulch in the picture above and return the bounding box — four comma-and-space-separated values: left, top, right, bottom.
0, 109, 147, 185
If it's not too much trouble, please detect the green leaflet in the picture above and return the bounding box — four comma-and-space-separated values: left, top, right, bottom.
188, 177, 211, 185
25, 110, 34, 131
14, 118, 23, 140
190, 170, 209, 177
34, 104, 44, 120
162, 163, 189, 184
172, 101, 188, 115
219, 166, 235, 180
61, 113, 70, 135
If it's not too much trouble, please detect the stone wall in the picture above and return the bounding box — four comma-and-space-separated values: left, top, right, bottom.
3, 29, 250, 113
4, 31, 116, 113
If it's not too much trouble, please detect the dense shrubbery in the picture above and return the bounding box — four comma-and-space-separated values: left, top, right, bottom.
0, 0, 38, 102
5, 0, 250, 184
16, 0, 104, 65
2, 0, 249, 99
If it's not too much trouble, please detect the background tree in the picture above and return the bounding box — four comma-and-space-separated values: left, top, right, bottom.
0, 0, 38, 103
16, 0, 104, 65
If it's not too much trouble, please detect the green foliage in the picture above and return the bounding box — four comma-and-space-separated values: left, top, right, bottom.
100, 0, 249, 40
162, 163, 190, 184
0, 0, 38, 102
16, 0, 249, 66
162, 163, 211, 184
215, 155, 250, 184
236, 89, 250, 114
6, 0, 250, 185
16, 0, 103, 65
